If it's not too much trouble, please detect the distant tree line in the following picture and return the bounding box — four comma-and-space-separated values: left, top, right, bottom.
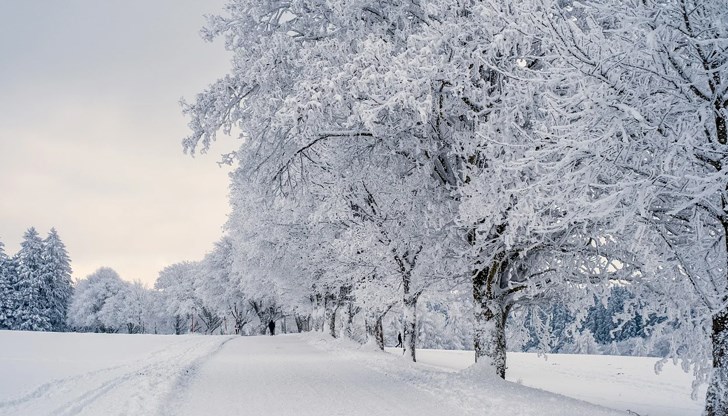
518, 286, 669, 357
0, 228, 73, 332
0, 227, 666, 358
61, 244, 667, 361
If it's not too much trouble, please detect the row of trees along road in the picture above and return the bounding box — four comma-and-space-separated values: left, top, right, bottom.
180, 0, 728, 414
0, 228, 73, 332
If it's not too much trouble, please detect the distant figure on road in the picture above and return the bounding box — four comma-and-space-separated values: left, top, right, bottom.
395, 332, 402, 348
268, 320, 276, 336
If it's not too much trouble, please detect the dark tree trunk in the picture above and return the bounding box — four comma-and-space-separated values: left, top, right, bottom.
294, 313, 311, 332
344, 302, 360, 339
230, 304, 249, 335
472, 261, 508, 379
403, 295, 418, 362
174, 314, 183, 335
365, 312, 386, 350
323, 291, 342, 338
327, 305, 337, 338
706, 201, 728, 414
400, 263, 420, 362
706, 304, 728, 415
392, 246, 422, 362
374, 315, 384, 350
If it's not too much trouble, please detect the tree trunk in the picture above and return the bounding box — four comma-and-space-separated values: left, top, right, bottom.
344, 301, 356, 339
327, 305, 337, 338
365, 312, 385, 350
294, 313, 311, 332
313, 311, 324, 331
706, 307, 728, 416
336, 286, 354, 339
472, 264, 508, 379
312, 294, 325, 332
366, 308, 388, 350
374, 315, 384, 350
403, 295, 418, 362
174, 315, 182, 335
401, 264, 419, 362
706, 208, 728, 414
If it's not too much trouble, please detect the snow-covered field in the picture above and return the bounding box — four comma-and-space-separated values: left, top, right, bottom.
389, 348, 705, 416
0, 331, 704, 416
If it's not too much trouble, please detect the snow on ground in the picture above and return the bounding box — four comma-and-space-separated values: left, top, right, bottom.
0, 331, 704, 416
0, 331, 233, 416
172, 334, 467, 416
310, 335, 622, 416
390, 348, 705, 416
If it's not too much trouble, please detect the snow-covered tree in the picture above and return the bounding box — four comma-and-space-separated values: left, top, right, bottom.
224, 179, 321, 335
182, 0, 473, 362
41, 228, 73, 331
414, 290, 473, 350
181, 0, 638, 367
155, 262, 203, 334
0, 240, 17, 329
179, 5, 726, 414
535, 1, 728, 412
146, 289, 177, 334
196, 237, 254, 335
14, 227, 52, 331
68, 267, 127, 333
100, 280, 153, 334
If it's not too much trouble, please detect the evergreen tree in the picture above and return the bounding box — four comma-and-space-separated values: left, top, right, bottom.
0, 240, 17, 329
583, 297, 612, 345
521, 301, 575, 353
42, 228, 73, 331
14, 228, 51, 331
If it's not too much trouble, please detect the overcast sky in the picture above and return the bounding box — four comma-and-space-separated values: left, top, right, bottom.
0, 1, 239, 286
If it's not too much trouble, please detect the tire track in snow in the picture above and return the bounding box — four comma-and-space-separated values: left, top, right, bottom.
157, 336, 237, 416
0, 336, 234, 416
0, 337, 204, 411
0, 364, 128, 409
49, 339, 208, 416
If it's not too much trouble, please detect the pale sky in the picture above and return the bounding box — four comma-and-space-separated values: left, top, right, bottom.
0, 1, 238, 286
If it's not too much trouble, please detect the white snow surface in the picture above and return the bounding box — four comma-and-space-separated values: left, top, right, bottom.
0, 331, 703, 416
393, 348, 704, 416
0, 331, 232, 416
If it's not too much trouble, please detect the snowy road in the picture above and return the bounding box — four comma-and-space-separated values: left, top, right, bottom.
171, 335, 464, 416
